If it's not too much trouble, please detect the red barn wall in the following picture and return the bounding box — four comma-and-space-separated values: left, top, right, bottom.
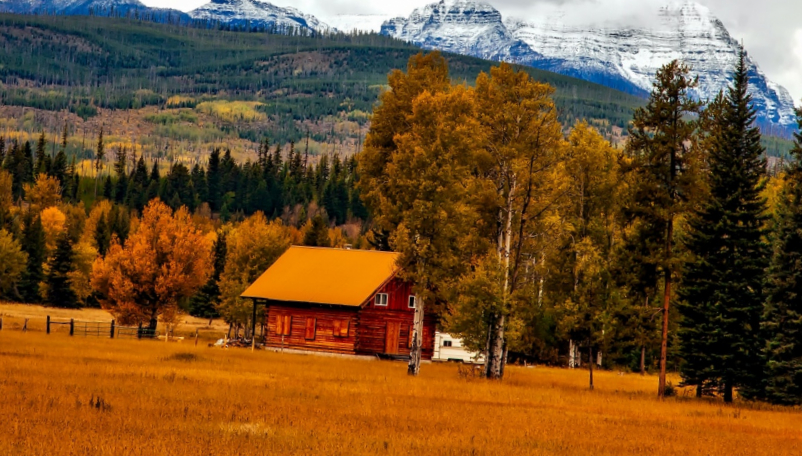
265, 304, 359, 355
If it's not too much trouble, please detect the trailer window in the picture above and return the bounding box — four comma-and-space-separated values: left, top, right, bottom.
443, 340, 453, 347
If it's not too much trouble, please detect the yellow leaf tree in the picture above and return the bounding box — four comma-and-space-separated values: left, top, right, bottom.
217, 212, 291, 335
24, 173, 62, 211
91, 199, 213, 328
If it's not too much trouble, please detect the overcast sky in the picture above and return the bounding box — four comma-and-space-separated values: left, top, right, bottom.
141, 0, 802, 105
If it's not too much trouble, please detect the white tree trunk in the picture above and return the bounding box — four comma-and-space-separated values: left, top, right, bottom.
569, 339, 576, 368
407, 298, 424, 376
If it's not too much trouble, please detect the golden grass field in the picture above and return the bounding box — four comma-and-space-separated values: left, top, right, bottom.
2, 312, 802, 455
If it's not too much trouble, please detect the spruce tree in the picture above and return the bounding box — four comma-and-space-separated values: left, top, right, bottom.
303, 214, 331, 247
762, 106, 802, 405
35, 132, 47, 175
113, 147, 128, 203
94, 128, 105, 199
19, 213, 46, 303
679, 49, 769, 403
51, 124, 68, 186
103, 175, 113, 200
95, 212, 111, 256
189, 232, 226, 320
207, 148, 222, 210
44, 231, 78, 308
625, 60, 702, 397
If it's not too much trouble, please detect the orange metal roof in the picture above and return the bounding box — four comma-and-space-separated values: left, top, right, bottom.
240, 246, 401, 307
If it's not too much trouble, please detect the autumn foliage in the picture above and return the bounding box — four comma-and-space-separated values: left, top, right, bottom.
91, 199, 213, 327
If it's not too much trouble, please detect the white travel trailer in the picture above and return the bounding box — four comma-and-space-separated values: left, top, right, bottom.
432, 332, 484, 364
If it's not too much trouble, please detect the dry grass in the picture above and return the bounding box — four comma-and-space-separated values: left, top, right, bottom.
1, 331, 801, 455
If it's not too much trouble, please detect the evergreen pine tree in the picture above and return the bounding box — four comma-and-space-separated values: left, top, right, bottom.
44, 231, 78, 308
103, 175, 113, 200
19, 213, 46, 303
679, 49, 770, 403
51, 124, 68, 186
762, 106, 802, 405
95, 212, 111, 256
21, 141, 34, 185
207, 148, 222, 210
625, 60, 703, 398
303, 214, 331, 247
189, 232, 226, 320
35, 132, 47, 175
94, 127, 105, 199
113, 147, 128, 204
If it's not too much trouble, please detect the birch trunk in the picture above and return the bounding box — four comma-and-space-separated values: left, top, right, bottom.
487, 178, 516, 380
407, 297, 424, 376
640, 345, 646, 375
589, 345, 594, 391
569, 339, 576, 369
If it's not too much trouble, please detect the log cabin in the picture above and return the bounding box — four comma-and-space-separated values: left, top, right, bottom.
241, 246, 436, 359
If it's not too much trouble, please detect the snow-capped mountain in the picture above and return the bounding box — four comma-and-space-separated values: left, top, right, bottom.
1, 0, 186, 18
381, 0, 539, 66
188, 0, 334, 34
381, 0, 798, 132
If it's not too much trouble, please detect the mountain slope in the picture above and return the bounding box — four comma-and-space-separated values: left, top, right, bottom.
0, 13, 644, 146
381, 0, 798, 135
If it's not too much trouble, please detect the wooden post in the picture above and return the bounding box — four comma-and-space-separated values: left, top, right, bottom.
22, 318, 28, 332
0, 317, 3, 331
47, 315, 51, 334
110, 320, 115, 339
251, 299, 257, 352
69, 319, 74, 336
137, 322, 143, 339
194, 328, 199, 347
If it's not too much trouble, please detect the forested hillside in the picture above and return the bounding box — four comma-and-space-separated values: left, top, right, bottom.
0, 14, 642, 151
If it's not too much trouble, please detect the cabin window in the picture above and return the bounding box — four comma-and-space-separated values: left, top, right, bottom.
408, 295, 417, 309
375, 293, 388, 307
443, 340, 453, 347
275, 315, 292, 336
305, 317, 316, 341
333, 319, 350, 338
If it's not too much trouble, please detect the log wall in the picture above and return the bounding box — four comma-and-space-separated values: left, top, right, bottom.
264, 303, 359, 355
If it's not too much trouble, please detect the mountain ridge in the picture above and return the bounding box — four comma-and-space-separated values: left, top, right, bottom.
379, 0, 797, 134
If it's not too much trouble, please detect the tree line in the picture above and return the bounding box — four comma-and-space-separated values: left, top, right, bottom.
358, 51, 802, 405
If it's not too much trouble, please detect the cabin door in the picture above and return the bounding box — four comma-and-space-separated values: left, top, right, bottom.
385, 322, 401, 354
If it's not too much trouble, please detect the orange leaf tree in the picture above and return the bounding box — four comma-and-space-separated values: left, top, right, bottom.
91, 199, 213, 328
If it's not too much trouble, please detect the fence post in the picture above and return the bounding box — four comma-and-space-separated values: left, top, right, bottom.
110, 320, 115, 339
194, 328, 199, 347
22, 318, 28, 332
0, 317, 3, 331
46, 315, 51, 334
69, 319, 74, 336
137, 322, 142, 339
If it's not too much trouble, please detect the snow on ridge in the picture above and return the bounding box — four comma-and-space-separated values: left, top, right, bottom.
382, 0, 798, 129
